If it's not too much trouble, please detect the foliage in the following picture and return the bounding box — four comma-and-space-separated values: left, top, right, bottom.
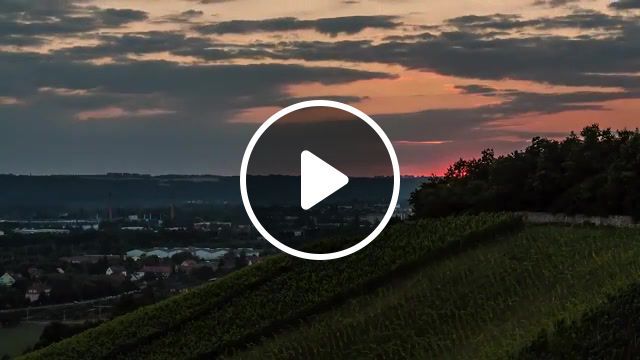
411, 125, 640, 219
19, 214, 520, 359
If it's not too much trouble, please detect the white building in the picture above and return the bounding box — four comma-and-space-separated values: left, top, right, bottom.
193, 249, 228, 261
14, 228, 70, 235
126, 249, 145, 260
0, 273, 16, 287
146, 249, 171, 258
121, 226, 146, 231
130, 272, 145, 282
25, 284, 51, 303
0, 230, 4, 236
106, 266, 127, 277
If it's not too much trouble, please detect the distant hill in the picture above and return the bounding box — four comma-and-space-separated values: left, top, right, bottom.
0, 174, 429, 210
20, 215, 640, 359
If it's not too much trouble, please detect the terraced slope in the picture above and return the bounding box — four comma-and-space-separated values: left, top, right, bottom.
517, 281, 640, 359
230, 226, 640, 359
22, 214, 519, 360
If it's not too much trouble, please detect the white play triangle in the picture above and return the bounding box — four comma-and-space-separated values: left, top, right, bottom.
300, 150, 349, 210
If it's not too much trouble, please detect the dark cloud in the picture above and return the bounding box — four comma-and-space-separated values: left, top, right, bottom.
0, 1, 148, 38
157, 9, 205, 24
0, 35, 45, 46
446, 10, 628, 31
454, 84, 500, 95
52, 32, 214, 60
0, 51, 393, 174
532, 0, 582, 7
261, 11, 640, 90
378, 89, 639, 144
95, 8, 148, 27
610, 0, 640, 9
195, 15, 401, 36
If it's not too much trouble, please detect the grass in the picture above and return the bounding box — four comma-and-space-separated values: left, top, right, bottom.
230, 225, 640, 359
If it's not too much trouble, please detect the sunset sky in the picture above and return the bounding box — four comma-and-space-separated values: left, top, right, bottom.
1, 0, 639, 175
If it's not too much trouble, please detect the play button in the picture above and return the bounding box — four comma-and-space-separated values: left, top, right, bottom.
240, 100, 400, 261
300, 150, 349, 210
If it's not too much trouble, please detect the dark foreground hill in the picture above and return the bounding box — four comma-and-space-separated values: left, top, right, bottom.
19, 215, 640, 359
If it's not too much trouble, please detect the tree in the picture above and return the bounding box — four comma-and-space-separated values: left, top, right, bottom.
410, 124, 640, 219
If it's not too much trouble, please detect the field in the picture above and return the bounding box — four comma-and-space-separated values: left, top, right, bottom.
19, 215, 640, 359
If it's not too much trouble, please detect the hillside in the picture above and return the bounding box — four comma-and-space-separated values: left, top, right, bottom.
20, 215, 640, 359
517, 281, 640, 359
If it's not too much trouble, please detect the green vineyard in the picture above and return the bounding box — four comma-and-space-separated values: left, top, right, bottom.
19, 215, 640, 359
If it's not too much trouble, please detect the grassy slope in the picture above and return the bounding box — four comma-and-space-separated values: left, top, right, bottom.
231, 226, 640, 359
21, 215, 519, 360
517, 281, 640, 359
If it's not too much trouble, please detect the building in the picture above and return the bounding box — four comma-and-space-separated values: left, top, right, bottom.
194, 249, 228, 261
141, 265, 172, 278
14, 228, 70, 235
106, 266, 127, 277
130, 271, 145, 282
25, 283, 52, 303
0, 230, 5, 236
60, 255, 121, 264
121, 226, 146, 231
0, 273, 15, 287
126, 249, 145, 261
146, 249, 171, 258
27, 267, 43, 279
180, 259, 198, 273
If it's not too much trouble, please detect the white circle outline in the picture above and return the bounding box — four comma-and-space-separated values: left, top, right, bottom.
240, 100, 400, 261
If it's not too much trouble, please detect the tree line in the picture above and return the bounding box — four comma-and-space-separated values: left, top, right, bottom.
411, 124, 640, 219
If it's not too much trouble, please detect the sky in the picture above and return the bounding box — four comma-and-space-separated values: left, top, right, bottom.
0, 0, 639, 175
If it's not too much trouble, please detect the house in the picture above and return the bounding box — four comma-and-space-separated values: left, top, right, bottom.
0, 230, 4, 236
141, 265, 172, 278
25, 283, 51, 303
180, 260, 198, 273
130, 271, 145, 282
27, 267, 43, 279
105, 266, 127, 277
0, 273, 15, 287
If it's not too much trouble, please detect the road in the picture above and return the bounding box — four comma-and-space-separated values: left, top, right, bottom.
0, 290, 139, 314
